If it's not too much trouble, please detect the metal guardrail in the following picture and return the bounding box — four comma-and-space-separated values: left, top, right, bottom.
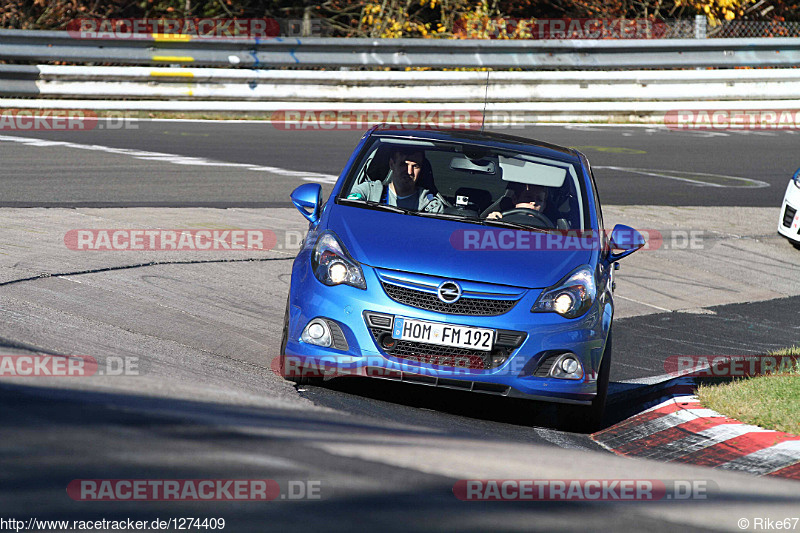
2, 29, 800, 69
3, 29, 800, 118
4, 65, 800, 104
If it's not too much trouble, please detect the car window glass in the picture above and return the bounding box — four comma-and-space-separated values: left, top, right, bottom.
340, 137, 587, 231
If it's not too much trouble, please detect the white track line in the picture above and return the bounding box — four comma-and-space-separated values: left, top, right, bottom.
0, 134, 339, 184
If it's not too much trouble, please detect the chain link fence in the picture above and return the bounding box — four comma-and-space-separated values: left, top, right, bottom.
443, 17, 800, 40
706, 20, 800, 38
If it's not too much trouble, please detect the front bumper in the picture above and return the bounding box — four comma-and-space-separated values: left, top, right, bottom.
283, 254, 613, 406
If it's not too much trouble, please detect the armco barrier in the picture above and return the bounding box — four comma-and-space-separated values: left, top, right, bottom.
3, 65, 800, 121
0, 65, 800, 103
2, 29, 800, 69
2, 30, 800, 118
3, 66, 800, 103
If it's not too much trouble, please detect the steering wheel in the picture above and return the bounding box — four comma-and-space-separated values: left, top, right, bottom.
500, 208, 555, 228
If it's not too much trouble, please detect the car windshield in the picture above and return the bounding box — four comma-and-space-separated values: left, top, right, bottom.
337, 137, 587, 231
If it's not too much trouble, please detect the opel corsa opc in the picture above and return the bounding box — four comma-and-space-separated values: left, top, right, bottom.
280, 127, 645, 425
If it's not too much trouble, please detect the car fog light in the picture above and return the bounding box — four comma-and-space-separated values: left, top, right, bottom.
379, 333, 397, 351
553, 293, 574, 315
328, 261, 348, 284
491, 353, 508, 368
308, 323, 325, 339
301, 319, 332, 347
561, 357, 579, 374
550, 352, 584, 380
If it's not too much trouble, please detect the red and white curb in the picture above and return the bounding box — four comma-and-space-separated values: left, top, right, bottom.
593, 395, 800, 480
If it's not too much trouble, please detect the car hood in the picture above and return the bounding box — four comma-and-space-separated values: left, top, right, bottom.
328, 205, 594, 289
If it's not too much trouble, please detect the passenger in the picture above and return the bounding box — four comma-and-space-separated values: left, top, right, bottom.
486, 183, 548, 219
347, 148, 443, 213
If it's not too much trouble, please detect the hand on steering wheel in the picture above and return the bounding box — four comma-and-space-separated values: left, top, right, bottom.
499, 208, 554, 228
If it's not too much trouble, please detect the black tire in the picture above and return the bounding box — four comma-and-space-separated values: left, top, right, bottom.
589, 329, 612, 426
278, 296, 322, 387
557, 329, 612, 432
279, 296, 307, 385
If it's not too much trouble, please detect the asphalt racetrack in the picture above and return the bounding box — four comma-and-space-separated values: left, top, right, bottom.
0, 122, 795, 207
1, 122, 799, 532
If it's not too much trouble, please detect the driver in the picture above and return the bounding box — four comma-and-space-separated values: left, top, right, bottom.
347, 148, 443, 213
486, 183, 548, 220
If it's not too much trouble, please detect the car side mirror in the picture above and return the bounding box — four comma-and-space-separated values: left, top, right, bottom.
609, 224, 645, 262
290, 183, 322, 223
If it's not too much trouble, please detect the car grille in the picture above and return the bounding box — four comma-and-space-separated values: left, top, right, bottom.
372, 334, 488, 369
363, 367, 511, 396
783, 205, 797, 228
380, 281, 518, 316
533, 356, 559, 377
364, 311, 526, 371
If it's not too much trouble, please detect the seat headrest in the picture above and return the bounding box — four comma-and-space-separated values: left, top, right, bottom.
365, 144, 395, 182
419, 157, 436, 194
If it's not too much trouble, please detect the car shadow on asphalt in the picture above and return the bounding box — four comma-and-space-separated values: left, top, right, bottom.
303, 376, 697, 435
303, 370, 742, 436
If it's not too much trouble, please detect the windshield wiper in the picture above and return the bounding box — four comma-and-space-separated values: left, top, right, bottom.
339, 198, 545, 231
413, 211, 480, 222
480, 218, 548, 233
338, 198, 410, 215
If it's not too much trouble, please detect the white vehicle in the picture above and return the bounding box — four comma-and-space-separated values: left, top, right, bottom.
778, 168, 800, 249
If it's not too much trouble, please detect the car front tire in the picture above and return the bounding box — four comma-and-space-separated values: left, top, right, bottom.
279, 296, 313, 386
557, 329, 612, 433
590, 329, 612, 425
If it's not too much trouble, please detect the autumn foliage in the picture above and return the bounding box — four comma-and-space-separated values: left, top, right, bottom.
1, 0, 797, 36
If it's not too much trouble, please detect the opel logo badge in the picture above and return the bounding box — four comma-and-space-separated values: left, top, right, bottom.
437, 281, 462, 303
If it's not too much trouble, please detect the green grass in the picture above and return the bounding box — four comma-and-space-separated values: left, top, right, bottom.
696, 346, 800, 435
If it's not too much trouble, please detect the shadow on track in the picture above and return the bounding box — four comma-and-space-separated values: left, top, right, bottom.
296, 375, 698, 435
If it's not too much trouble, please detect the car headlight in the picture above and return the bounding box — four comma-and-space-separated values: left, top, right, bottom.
311, 232, 366, 289
532, 266, 596, 319
793, 168, 800, 189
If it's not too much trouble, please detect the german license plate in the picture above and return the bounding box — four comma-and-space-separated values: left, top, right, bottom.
392, 317, 494, 351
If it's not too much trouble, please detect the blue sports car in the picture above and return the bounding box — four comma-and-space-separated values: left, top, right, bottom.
279, 126, 644, 426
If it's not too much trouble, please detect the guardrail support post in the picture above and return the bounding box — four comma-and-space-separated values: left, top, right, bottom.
694, 15, 708, 39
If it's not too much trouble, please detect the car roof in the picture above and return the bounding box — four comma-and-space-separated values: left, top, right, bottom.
369, 126, 583, 164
